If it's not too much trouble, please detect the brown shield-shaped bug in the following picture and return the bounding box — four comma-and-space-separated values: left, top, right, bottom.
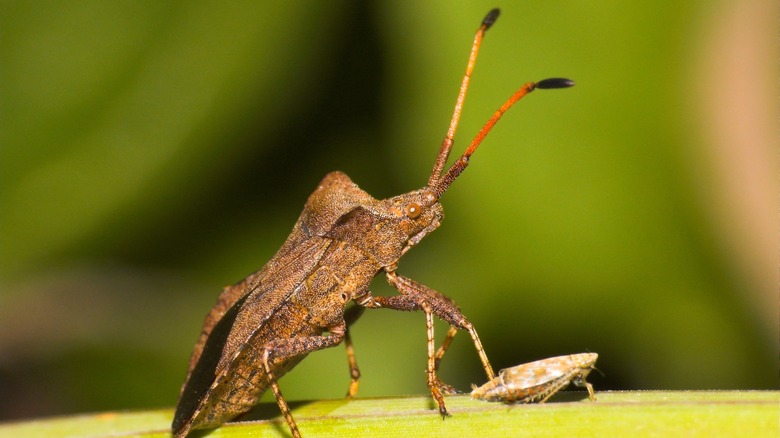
173, 8, 574, 438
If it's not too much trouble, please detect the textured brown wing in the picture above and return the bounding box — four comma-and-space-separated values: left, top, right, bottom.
173, 171, 379, 436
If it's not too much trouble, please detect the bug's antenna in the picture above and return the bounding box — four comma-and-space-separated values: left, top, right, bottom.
428, 8, 500, 189
433, 78, 575, 198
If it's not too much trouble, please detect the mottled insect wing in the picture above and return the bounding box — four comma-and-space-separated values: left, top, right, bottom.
172, 234, 332, 433
173, 172, 377, 437
500, 357, 568, 386
471, 353, 598, 404
173, 293, 250, 435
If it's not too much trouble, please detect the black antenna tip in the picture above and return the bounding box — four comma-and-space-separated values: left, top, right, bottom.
482, 8, 501, 30
536, 78, 575, 89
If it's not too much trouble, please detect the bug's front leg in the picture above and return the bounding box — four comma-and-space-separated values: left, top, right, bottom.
260, 322, 347, 438
355, 291, 454, 412
378, 271, 495, 417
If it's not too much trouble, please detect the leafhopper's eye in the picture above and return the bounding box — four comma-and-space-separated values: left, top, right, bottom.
405, 203, 422, 219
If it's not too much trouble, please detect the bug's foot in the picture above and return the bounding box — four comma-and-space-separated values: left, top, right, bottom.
345, 379, 359, 398
429, 385, 452, 418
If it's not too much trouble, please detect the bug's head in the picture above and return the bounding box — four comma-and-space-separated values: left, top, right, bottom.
382, 188, 443, 253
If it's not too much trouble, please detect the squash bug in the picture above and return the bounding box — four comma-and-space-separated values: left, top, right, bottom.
173, 8, 574, 437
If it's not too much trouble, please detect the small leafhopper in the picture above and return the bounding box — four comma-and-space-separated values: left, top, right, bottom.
471, 353, 598, 403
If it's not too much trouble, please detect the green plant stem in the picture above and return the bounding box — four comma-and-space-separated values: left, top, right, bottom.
1, 391, 777, 438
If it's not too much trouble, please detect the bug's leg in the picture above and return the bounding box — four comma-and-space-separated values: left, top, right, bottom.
423, 305, 450, 416
261, 322, 348, 438
379, 272, 495, 416
364, 292, 450, 414
538, 378, 570, 403
574, 374, 597, 402
433, 326, 460, 388
261, 348, 300, 438
386, 272, 495, 380
584, 380, 596, 401
343, 305, 365, 398
344, 330, 359, 398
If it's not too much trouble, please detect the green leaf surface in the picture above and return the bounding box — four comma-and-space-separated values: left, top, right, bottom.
1, 391, 777, 438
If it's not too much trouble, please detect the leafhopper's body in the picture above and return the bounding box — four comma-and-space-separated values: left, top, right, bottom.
471, 353, 598, 403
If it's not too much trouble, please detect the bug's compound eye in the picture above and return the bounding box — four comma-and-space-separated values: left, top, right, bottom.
405, 202, 422, 219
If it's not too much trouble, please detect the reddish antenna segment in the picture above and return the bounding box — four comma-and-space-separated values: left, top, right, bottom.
426, 7, 574, 198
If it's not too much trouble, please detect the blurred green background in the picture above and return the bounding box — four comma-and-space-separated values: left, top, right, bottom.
1, 0, 776, 421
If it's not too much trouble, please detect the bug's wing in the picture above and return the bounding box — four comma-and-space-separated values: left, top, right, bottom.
501, 359, 569, 388
173, 233, 332, 433
173, 288, 254, 435
215, 232, 333, 370
175, 171, 379, 434
181, 171, 373, 380
181, 278, 257, 385
214, 171, 379, 371
180, 221, 331, 375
